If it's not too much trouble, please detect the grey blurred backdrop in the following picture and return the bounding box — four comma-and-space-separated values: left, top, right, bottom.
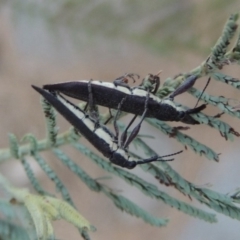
1, 1, 240, 239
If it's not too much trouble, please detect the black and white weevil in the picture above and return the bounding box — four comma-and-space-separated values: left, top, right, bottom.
32, 85, 182, 169
43, 73, 206, 125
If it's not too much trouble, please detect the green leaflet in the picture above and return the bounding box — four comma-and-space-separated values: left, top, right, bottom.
209, 13, 239, 68
0, 200, 20, 220
105, 191, 168, 227
0, 182, 38, 239
33, 152, 74, 206
211, 72, 240, 90
2, 12, 240, 240
0, 220, 30, 240
8, 134, 20, 159
52, 148, 101, 192
20, 156, 51, 196
71, 141, 216, 223
191, 111, 239, 141
132, 137, 240, 221
53, 147, 168, 227
41, 98, 58, 146
173, 102, 239, 141
145, 118, 219, 161
227, 30, 240, 62
188, 87, 240, 119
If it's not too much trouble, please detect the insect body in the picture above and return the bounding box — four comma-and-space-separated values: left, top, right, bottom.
43, 74, 206, 125
32, 86, 182, 169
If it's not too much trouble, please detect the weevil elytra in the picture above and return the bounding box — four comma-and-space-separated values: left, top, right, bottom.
32, 85, 182, 169
43, 73, 206, 125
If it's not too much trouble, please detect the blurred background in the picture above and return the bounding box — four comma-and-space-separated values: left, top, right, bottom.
1, 1, 240, 239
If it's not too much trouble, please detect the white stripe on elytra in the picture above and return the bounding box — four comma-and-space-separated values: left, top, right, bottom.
114, 148, 137, 162
51, 91, 144, 161
55, 93, 119, 150
86, 80, 184, 111
94, 128, 118, 151
56, 94, 86, 120
162, 99, 184, 112
74, 80, 163, 102
58, 80, 184, 112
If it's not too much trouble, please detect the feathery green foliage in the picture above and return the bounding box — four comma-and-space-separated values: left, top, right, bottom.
53, 147, 168, 227
0, 220, 30, 240
145, 118, 219, 161
71, 141, 216, 223
1, 12, 240, 240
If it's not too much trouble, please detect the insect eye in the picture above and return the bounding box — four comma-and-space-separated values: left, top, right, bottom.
178, 111, 185, 119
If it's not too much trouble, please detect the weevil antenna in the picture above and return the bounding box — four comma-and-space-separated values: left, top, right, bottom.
194, 77, 211, 108
158, 150, 183, 158
120, 114, 138, 147
135, 149, 183, 165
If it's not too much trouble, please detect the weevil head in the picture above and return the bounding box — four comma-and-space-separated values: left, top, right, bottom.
110, 149, 137, 169
156, 99, 204, 124
140, 73, 160, 94
180, 104, 206, 124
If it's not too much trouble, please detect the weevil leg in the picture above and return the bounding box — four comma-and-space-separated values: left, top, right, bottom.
136, 149, 183, 165
88, 79, 99, 121
113, 97, 127, 143
120, 114, 138, 147
83, 102, 89, 112
125, 73, 140, 83
113, 73, 140, 87
103, 108, 114, 125
169, 74, 198, 100
114, 76, 129, 88
123, 91, 150, 149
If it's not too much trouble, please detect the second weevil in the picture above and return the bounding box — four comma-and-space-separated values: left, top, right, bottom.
43, 73, 206, 125
32, 85, 182, 169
